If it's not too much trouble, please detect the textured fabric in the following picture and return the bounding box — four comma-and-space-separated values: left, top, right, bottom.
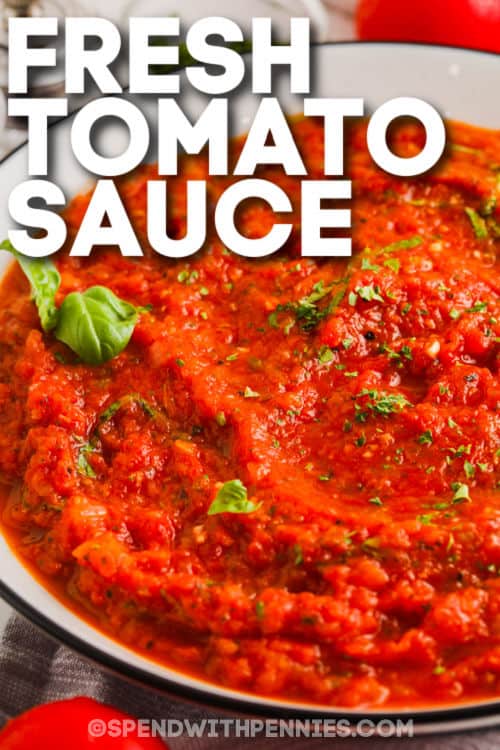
0, 615, 499, 748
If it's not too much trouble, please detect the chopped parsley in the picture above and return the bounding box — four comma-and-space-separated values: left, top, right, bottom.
243, 386, 260, 398
418, 430, 433, 446
361, 258, 381, 272
177, 269, 199, 284
383, 258, 400, 273
293, 544, 303, 565
451, 482, 471, 504
356, 284, 384, 303
273, 280, 345, 332
268, 311, 280, 329
464, 207, 488, 239
449, 443, 471, 457
464, 460, 475, 479
480, 194, 497, 216
354, 389, 412, 421
76, 441, 96, 478
468, 301, 488, 313
318, 345, 334, 364
379, 236, 422, 253
380, 343, 413, 362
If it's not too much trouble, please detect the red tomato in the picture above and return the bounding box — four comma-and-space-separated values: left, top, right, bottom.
356, 0, 500, 54
0, 698, 167, 749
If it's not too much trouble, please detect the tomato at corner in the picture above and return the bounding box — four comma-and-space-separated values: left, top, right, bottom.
0, 698, 168, 749
356, 0, 500, 54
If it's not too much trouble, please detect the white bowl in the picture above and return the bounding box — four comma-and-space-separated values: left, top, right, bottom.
0, 43, 499, 732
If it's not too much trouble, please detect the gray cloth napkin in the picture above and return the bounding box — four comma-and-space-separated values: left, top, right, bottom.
0, 614, 499, 749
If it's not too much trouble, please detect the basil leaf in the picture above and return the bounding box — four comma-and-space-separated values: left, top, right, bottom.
207, 479, 261, 515
0, 239, 60, 331
55, 286, 139, 365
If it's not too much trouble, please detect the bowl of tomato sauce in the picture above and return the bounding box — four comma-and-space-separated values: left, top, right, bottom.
0, 43, 499, 732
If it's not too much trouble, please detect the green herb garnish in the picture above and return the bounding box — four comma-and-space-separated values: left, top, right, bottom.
318, 345, 334, 364
1, 240, 142, 365
293, 544, 303, 565
98, 394, 157, 426
464, 460, 475, 478
465, 207, 488, 239
243, 386, 260, 398
418, 430, 433, 446
354, 389, 412, 421
1, 240, 60, 331
361, 258, 381, 272
379, 236, 422, 253
380, 343, 412, 362
207, 479, 261, 515
273, 279, 346, 332
480, 195, 497, 216
76, 441, 97, 478
468, 301, 488, 313
384, 258, 400, 273
215, 412, 227, 427
356, 284, 384, 303
452, 482, 471, 503
55, 286, 139, 366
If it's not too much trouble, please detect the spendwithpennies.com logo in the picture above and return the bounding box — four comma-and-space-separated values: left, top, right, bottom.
88, 717, 415, 739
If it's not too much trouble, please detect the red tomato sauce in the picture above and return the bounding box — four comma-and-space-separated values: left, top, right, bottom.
0, 119, 499, 709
